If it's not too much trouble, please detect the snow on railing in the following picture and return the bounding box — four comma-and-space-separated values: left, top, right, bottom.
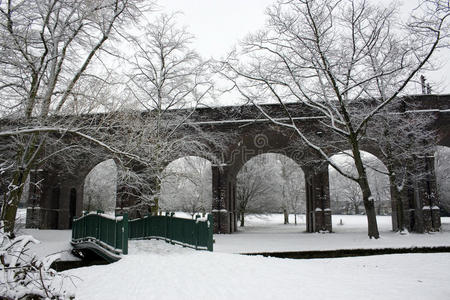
71, 211, 214, 259
128, 212, 214, 252
71, 210, 128, 256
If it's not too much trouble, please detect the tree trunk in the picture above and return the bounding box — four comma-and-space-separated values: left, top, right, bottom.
1, 168, 29, 234
359, 178, 380, 239
351, 137, 380, 239
240, 210, 245, 227
389, 174, 405, 232
354, 204, 359, 215
149, 172, 163, 216
294, 213, 297, 225
1, 136, 41, 234
283, 208, 289, 224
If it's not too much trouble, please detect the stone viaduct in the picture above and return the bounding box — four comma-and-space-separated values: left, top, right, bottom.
24, 94, 450, 234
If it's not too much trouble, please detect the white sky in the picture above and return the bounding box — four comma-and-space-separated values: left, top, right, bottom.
157, 0, 450, 94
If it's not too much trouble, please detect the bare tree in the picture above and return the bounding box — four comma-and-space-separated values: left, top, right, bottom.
368, 101, 438, 231
344, 182, 363, 215
0, 0, 148, 233
111, 13, 226, 215
236, 155, 276, 227
278, 155, 305, 224
160, 156, 212, 217
329, 152, 390, 216
221, 0, 449, 238
284, 168, 306, 225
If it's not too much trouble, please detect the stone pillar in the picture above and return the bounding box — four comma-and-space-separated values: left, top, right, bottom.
211, 164, 235, 234
34, 170, 61, 229
401, 155, 441, 233
229, 179, 237, 233
305, 162, 332, 232
26, 169, 44, 229
390, 175, 415, 232
416, 155, 441, 232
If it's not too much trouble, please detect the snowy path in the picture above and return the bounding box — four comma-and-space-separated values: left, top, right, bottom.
65, 240, 450, 300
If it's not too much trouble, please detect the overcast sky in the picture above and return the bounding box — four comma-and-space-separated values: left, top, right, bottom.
157, 0, 450, 94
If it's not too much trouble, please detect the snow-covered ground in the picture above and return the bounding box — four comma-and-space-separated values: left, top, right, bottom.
19, 214, 450, 260
15, 213, 450, 299
65, 239, 450, 300
19, 229, 76, 261
16, 209, 77, 261
214, 214, 450, 253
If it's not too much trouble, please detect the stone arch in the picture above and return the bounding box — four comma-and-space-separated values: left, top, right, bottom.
214, 127, 306, 233
226, 128, 309, 181
215, 127, 332, 233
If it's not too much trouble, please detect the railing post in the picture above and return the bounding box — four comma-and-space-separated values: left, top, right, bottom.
142, 215, 145, 238
83, 213, 86, 239
72, 218, 75, 239
169, 212, 175, 244
207, 214, 214, 252
164, 212, 168, 240
114, 217, 117, 250
146, 213, 150, 239
122, 213, 128, 255
147, 213, 151, 238
96, 210, 103, 240
194, 215, 200, 250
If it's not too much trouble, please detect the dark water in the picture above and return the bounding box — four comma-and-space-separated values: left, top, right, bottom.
242, 246, 450, 259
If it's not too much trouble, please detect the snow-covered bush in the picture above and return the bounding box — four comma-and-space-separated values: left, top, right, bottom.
0, 223, 74, 299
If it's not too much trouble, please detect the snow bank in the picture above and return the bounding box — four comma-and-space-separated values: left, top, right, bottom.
19, 229, 77, 261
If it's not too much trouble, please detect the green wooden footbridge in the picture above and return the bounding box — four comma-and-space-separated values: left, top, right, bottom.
71, 211, 214, 262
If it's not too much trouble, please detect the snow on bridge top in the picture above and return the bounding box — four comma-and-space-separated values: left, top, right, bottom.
183, 94, 450, 125
1, 94, 448, 130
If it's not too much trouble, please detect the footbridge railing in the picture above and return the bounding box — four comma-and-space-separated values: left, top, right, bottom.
129, 213, 214, 251
71, 211, 129, 262
71, 212, 214, 262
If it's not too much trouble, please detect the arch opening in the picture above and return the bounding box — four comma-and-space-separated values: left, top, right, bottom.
160, 156, 212, 218
83, 159, 117, 214
329, 150, 391, 232
235, 153, 306, 230
436, 146, 450, 218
